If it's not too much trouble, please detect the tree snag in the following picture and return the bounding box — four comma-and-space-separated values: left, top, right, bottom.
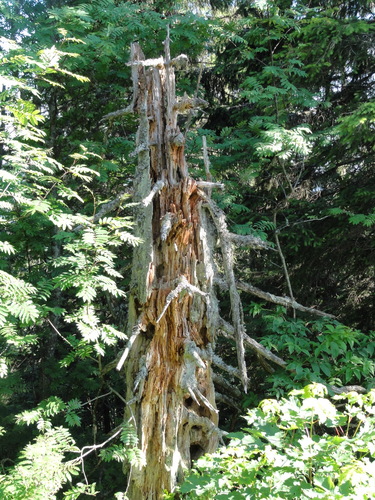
119, 36, 333, 499
122, 38, 220, 499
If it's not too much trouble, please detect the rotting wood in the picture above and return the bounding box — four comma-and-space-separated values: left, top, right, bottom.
123, 40, 219, 499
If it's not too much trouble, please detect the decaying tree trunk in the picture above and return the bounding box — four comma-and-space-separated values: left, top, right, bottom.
120, 38, 221, 499
115, 37, 335, 499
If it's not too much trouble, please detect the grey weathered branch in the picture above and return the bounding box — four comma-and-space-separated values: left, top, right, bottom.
274, 211, 296, 318
229, 233, 276, 251
214, 276, 334, 319
142, 180, 165, 207
196, 181, 225, 190
200, 191, 248, 391
129, 143, 150, 157
202, 136, 213, 197
160, 212, 174, 242
330, 384, 367, 395
213, 372, 242, 400
101, 105, 133, 121
93, 192, 128, 222
126, 50, 187, 71
215, 392, 242, 411
182, 341, 218, 414
73, 191, 128, 232
211, 351, 242, 380
116, 320, 145, 371
236, 280, 335, 319
182, 407, 227, 439
170, 54, 189, 69
127, 56, 164, 68
218, 317, 287, 369
156, 276, 207, 323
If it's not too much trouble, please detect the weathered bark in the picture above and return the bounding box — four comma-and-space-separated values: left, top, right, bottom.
123, 40, 219, 499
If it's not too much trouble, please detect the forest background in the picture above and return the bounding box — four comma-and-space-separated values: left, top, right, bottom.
0, 0, 374, 498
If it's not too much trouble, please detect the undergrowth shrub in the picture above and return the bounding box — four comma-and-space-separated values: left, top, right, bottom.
177, 384, 375, 499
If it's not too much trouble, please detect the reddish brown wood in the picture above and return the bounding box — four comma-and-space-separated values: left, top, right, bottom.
124, 42, 219, 499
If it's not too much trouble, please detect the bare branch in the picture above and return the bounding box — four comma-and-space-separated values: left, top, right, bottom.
142, 180, 165, 207
196, 181, 225, 190
173, 95, 208, 113
185, 340, 206, 370
182, 408, 227, 439
160, 212, 174, 242
70, 427, 123, 464
236, 280, 335, 319
156, 276, 207, 323
200, 191, 248, 392
116, 320, 145, 371
218, 317, 287, 369
215, 392, 242, 411
229, 233, 276, 251
202, 136, 213, 198
133, 356, 148, 394
195, 388, 218, 413
274, 211, 296, 318
181, 340, 218, 414
107, 384, 128, 404
127, 56, 164, 68
214, 276, 334, 319
170, 54, 189, 69
129, 143, 150, 157
212, 372, 242, 400
101, 105, 133, 121
330, 385, 367, 395
73, 191, 129, 232
93, 192, 128, 223
209, 349, 242, 381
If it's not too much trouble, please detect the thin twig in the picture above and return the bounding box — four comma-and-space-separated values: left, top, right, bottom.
184, 61, 205, 139
273, 211, 296, 319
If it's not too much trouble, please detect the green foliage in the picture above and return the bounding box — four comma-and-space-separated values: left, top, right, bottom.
200, 0, 375, 330
99, 421, 145, 468
179, 384, 375, 499
0, 426, 83, 500
255, 311, 375, 396
328, 207, 375, 227
16, 395, 82, 429
0, 20, 139, 497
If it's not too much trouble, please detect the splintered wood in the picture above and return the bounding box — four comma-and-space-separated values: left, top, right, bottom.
124, 40, 219, 499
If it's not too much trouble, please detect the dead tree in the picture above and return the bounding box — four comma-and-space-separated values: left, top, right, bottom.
113, 37, 333, 499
